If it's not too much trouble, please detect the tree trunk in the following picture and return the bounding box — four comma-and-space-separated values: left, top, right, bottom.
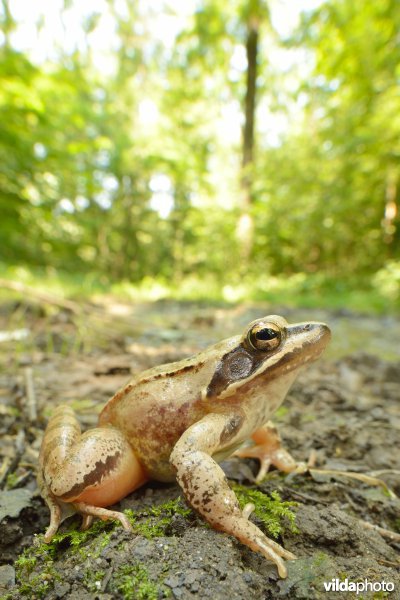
238, 13, 259, 266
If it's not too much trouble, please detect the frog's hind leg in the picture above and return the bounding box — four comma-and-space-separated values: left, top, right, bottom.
234, 421, 307, 483
170, 413, 296, 579
37, 469, 63, 542
38, 405, 81, 541
39, 405, 148, 541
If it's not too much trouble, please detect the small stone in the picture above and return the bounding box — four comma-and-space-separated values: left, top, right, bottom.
0, 489, 33, 522
184, 570, 198, 584
165, 575, 181, 588
0, 565, 15, 589
53, 581, 71, 597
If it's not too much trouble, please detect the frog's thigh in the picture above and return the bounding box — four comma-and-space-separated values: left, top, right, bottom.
235, 421, 306, 482
39, 406, 147, 541
170, 413, 295, 578
48, 426, 147, 506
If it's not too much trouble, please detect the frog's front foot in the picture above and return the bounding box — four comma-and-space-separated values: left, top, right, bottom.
170, 413, 296, 578
234, 422, 307, 483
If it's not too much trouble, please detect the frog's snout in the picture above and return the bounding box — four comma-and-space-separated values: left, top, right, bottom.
311, 322, 331, 350
290, 321, 331, 356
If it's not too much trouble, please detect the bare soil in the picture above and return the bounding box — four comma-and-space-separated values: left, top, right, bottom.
0, 300, 399, 599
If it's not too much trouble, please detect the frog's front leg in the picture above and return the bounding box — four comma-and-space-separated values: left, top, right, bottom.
38, 405, 148, 542
235, 421, 307, 483
170, 413, 296, 578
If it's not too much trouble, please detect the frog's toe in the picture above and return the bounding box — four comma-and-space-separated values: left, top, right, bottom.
229, 516, 296, 575
73, 502, 133, 532
43, 501, 62, 543
236, 422, 306, 482
242, 502, 255, 520
81, 515, 94, 531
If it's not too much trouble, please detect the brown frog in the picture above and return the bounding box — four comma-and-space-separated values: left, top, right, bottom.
38, 315, 331, 577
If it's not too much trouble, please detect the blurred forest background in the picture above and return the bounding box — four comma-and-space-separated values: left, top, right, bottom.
1, 0, 399, 311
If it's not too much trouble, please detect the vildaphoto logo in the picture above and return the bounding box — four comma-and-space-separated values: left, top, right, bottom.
323, 578, 395, 594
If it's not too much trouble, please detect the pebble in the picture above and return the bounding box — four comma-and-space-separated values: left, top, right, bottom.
0, 565, 15, 589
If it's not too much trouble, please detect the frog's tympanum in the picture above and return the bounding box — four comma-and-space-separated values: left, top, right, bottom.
38, 316, 331, 577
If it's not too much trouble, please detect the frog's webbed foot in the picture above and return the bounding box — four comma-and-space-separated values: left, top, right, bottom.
234, 421, 307, 483
170, 413, 296, 578
74, 503, 132, 532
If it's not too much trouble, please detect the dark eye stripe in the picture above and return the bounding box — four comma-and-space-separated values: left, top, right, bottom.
206, 345, 269, 398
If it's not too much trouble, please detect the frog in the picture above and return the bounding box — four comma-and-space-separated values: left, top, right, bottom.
38, 315, 331, 578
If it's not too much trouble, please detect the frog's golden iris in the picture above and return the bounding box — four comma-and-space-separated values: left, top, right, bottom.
247, 320, 282, 352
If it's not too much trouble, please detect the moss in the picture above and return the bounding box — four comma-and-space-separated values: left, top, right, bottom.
12, 497, 193, 597
49, 516, 115, 556
111, 564, 169, 600
14, 554, 37, 575
274, 405, 289, 420
232, 484, 298, 538
5, 472, 19, 490
313, 551, 331, 568
82, 569, 106, 593
14, 543, 61, 598
13, 519, 115, 598
125, 496, 192, 539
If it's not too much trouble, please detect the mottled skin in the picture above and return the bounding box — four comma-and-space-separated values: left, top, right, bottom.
38, 315, 331, 578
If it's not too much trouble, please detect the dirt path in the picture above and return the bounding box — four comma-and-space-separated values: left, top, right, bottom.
0, 301, 399, 599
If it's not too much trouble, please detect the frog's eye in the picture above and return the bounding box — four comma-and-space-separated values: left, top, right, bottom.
247, 322, 282, 352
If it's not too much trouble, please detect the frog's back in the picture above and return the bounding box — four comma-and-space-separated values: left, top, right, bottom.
99, 336, 240, 427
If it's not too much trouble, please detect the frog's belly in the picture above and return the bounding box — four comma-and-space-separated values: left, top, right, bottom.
138, 455, 176, 482
136, 442, 244, 482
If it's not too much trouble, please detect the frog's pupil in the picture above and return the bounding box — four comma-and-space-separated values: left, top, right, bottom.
256, 328, 278, 340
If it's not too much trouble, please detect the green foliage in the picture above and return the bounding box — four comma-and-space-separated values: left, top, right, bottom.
233, 484, 298, 538
111, 564, 168, 600
125, 496, 192, 538
82, 569, 106, 594
0, 0, 399, 306
14, 542, 60, 598
5, 472, 19, 489
12, 499, 188, 598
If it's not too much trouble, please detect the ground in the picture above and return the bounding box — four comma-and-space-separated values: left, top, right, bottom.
0, 299, 399, 599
